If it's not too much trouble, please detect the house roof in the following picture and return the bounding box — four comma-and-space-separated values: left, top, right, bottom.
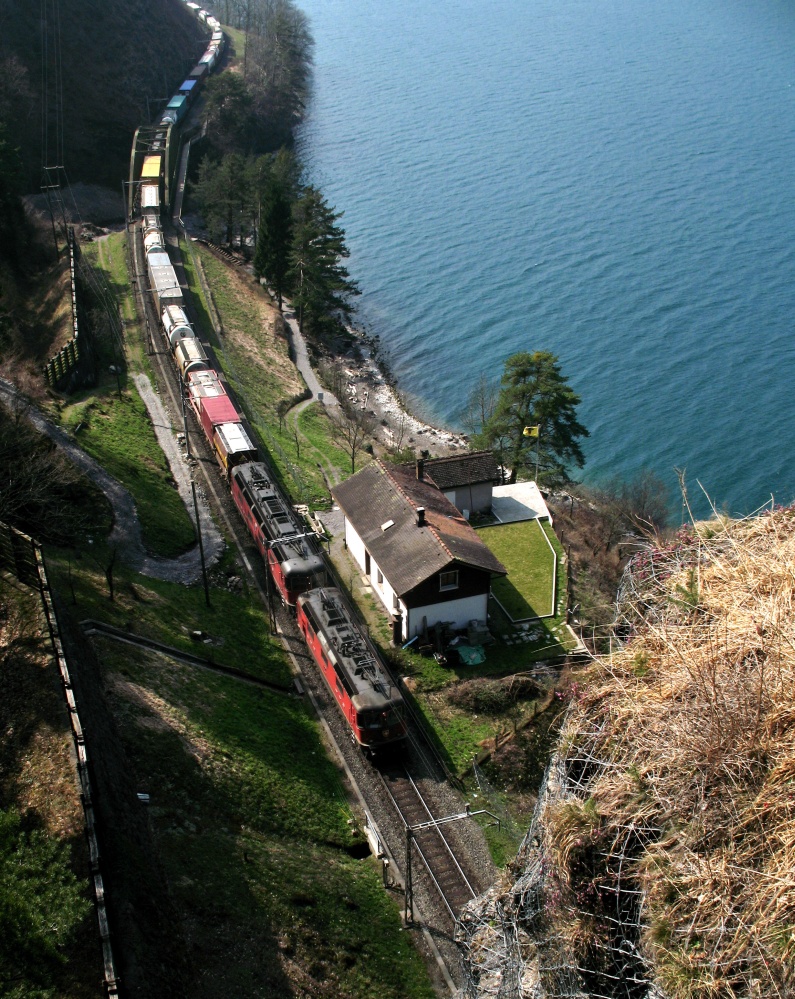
332, 461, 506, 597
407, 450, 501, 491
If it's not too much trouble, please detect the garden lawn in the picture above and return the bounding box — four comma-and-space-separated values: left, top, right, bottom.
478, 519, 558, 620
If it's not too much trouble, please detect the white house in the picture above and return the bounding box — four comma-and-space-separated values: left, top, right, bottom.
332, 461, 506, 642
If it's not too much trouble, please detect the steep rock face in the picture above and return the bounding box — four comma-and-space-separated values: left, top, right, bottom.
3, 0, 205, 189
458, 512, 795, 999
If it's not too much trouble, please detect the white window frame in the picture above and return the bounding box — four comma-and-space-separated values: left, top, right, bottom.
439, 570, 459, 591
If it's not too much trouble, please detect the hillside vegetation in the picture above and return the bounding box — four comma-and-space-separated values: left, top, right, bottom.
0, 582, 102, 998
2, 0, 204, 189
460, 509, 795, 998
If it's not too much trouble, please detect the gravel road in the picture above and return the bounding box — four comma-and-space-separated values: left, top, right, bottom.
0, 375, 224, 584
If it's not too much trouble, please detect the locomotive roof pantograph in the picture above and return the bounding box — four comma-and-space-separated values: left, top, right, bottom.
232, 462, 324, 562
233, 462, 304, 540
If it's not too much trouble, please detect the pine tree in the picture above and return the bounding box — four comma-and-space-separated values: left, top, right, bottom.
253, 149, 298, 307
288, 186, 359, 340
474, 351, 588, 488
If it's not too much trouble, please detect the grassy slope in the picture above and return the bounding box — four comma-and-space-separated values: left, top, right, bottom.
93, 615, 434, 999
60, 388, 197, 558
61, 236, 197, 558
50, 553, 288, 685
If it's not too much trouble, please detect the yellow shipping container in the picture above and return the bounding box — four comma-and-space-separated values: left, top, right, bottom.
141, 155, 162, 179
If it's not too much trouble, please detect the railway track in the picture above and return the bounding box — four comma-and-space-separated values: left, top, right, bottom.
379, 761, 480, 925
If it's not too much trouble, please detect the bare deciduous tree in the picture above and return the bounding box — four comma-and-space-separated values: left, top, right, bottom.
460, 372, 499, 437
0, 407, 100, 544
330, 405, 375, 475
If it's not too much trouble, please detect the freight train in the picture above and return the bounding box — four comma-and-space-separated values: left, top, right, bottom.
130, 0, 407, 754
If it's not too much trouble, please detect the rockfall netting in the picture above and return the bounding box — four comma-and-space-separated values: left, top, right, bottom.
457, 509, 795, 999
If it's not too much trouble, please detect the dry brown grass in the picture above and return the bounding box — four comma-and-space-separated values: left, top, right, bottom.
544, 510, 795, 997
198, 246, 304, 410
0, 587, 83, 836
0, 251, 73, 402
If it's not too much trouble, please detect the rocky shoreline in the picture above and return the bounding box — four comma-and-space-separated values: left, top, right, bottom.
334, 337, 470, 460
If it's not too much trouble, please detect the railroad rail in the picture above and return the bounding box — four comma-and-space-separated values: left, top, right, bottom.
379, 761, 499, 927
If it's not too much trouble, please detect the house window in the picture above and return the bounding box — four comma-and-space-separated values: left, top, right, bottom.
439, 570, 459, 591
393, 593, 400, 610
377, 569, 383, 586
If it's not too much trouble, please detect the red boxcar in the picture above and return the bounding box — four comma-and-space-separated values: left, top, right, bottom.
197, 394, 240, 444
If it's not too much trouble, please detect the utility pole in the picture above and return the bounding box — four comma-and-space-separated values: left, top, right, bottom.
191, 478, 211, 607
180, 379, 192, 459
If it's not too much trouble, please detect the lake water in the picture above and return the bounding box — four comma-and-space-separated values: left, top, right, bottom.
297, 0, 795, 518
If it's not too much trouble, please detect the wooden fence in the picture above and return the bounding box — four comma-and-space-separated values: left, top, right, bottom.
44, 228, 81, 388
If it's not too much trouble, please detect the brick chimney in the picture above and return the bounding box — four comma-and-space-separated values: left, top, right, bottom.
416, 506, 425, 527
416, 458, 424, 480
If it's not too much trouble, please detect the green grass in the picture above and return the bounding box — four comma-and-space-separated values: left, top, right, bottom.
478, 519, 557, 619
195, 249, 264, 338
0, 580, 101, 997
177, 234, 215, 336
377, 583, 574, 775
94, 232, 137, 323
260, 415, 335, 507
58, 390, 196, 558
221, 23, 247, 64
72, 234, 197, 558
47, 551, 290, 686
296, 401, 368, 479
98, 637, 435, 999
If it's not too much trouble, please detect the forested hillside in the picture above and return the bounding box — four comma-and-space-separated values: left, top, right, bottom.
0, 0, 205, 190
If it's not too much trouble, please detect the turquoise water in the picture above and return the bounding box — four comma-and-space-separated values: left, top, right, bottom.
297, 0, 795, 518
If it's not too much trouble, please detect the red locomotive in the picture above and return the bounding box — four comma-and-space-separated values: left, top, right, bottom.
296, 588, 407, 753
230, 462, 327, 606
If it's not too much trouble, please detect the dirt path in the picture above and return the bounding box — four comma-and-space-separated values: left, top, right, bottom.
0, 376, 224, 584
278, 294, 466, 459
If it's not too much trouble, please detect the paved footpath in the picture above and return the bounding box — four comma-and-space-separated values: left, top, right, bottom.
279, 298, 340, 409
0, 376, 224, 585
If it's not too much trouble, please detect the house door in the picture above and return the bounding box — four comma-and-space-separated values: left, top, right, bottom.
364, 552, 371, 577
